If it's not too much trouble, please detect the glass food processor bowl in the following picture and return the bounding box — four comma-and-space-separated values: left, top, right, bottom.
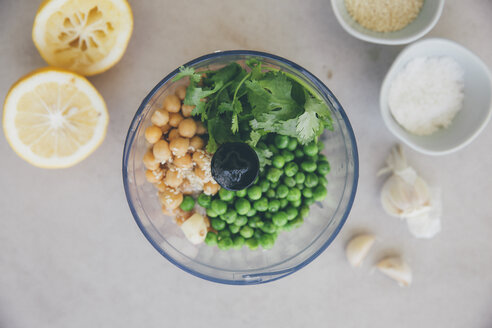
122, 50, 358, 285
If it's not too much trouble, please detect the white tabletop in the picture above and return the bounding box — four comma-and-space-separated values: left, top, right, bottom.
1, 1, 491, 327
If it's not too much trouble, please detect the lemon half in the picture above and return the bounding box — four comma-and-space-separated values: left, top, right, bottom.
32, 0, 133, 76
3, 68, 109, 168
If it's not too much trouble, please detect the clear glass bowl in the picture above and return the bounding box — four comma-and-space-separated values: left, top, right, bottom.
122, 51, 358, 284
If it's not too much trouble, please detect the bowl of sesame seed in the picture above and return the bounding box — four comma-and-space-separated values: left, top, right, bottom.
331, 0, 445, 45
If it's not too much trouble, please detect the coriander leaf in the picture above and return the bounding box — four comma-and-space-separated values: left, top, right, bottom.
250, 118, 298, 139
246, 58, 263, 80
185, 82, 223, 119
296, 111, 320, 144
231, 114, 239, 133
304, 94, 331, 117
173, 66, 201, 84
253, 146, 273, 170
247, 130, 262, 147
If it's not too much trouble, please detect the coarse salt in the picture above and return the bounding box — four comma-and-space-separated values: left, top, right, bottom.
388, 56, 465, 136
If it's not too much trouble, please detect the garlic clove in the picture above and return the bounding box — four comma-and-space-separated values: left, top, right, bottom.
376, 256, 412, 287
345, 234, 376, 267
406, 211, 441, 239
180, 213, 208, 245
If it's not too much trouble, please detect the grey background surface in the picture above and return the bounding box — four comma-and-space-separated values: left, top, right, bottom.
1, 0, 491, 327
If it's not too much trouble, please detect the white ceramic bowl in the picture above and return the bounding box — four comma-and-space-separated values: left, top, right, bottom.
331, 0, 445, 45
380, 38, 492, 155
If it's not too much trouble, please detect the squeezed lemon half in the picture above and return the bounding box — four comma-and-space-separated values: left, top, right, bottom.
3, 68, 109, 168
32, 0, 133, 76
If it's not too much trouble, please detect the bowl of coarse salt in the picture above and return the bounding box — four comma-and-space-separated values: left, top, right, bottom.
331, 0, 444, 45
380, 38, 492, 155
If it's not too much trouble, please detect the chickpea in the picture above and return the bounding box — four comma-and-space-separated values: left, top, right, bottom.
203, 181, 220, 195
194, 166, 209, 181
174, 153, 193, 169
196, 121, 207, 134
160, 124, 171, 134
175, 85, 187, 100
163, 94, 181, 113
190, 136, 205, 150
192, 150, 210, 168
145, 168, 163, 183
168, 128, 180, 140
178, 118, 197, 138
179, 179, 195, 194
151, 109, 169, 127
181, 104, 195, 117
144, 125, 162, 144
143, 150, 160, 170
159, 187, 183, 210
154, 181, 167, 192
169, 112, 183, 127
170, 137, 190, 157
164, 169, 183, 188
153, 140, 171, 162
174, 209, 193, 226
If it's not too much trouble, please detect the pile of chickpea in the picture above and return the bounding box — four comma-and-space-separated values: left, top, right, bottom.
142, 85, 220, 222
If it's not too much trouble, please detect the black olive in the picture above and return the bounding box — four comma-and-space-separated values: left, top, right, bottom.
211, 142, 260, 191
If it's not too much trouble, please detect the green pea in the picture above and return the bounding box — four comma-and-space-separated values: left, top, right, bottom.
211, 199, 227, 215
301, 160, 317, 173
272, 155, 286, 169
240, 225, 254, 238
221, 209, 237, 224
279, 198, 289, 208
197, 193, 211, 208
284, 162, 299, 177
287, 138, 298, 151
294, 149, 304, 158
266, 189, 276, 198
218, 229, 231, 239
274, 135, 289, 149
284, 176, 296, 188
267, 167, 283, 183
294, 172, 306, 185
248, 215, 263, 228
300, 205, 310, 218
217, 237, 233, 250
247, 185, 262, 201
268, 199, 280, 212
235, 189, 247, 198
253, 198, 269, 212
254, 228, 263, 240
276, 184, 289, 198
317, 162, 331, 175
180, 195, 195, 212
259, 180, 270, 192
281, 150, 294, 162
272, 212, 288, 226
232, 236, 245, 249
206, 207, 218, 218
259, 234, 275, 249
235, 198, 251, 215
229, 224, 241, 234
246, 208, 257, 217
317, 140, 325, 152
313, 185, 328, 202
219, 188, 235, 202
303, 142, 318, 157
260, 222, 277, 234
264, 212, 273, 219
302, 188, 313, 198
204, 231, 218, 246
211, 218, 225, 231
304, 197, 315, 206
290, 216, 304, 229
287, 188, 301, 202
290, 198, 302, 207
235, 215, 248, 226
318, 176, 328, 188
286, 207, 298, 220
305, 173, 319, 188
245, 237, 259, 250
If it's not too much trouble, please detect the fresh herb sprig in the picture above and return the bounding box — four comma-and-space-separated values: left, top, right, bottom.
172, 59, 333, 156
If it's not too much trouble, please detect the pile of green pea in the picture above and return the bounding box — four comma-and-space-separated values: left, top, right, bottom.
196, 134, 330, 251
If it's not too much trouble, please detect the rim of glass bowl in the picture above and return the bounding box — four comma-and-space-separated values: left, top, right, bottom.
122, 50, 359, 285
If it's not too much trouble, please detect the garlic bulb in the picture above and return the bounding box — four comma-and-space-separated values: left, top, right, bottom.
379, 145, 441, 239
345, 234, 375, 267
377, 256, 412, 287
